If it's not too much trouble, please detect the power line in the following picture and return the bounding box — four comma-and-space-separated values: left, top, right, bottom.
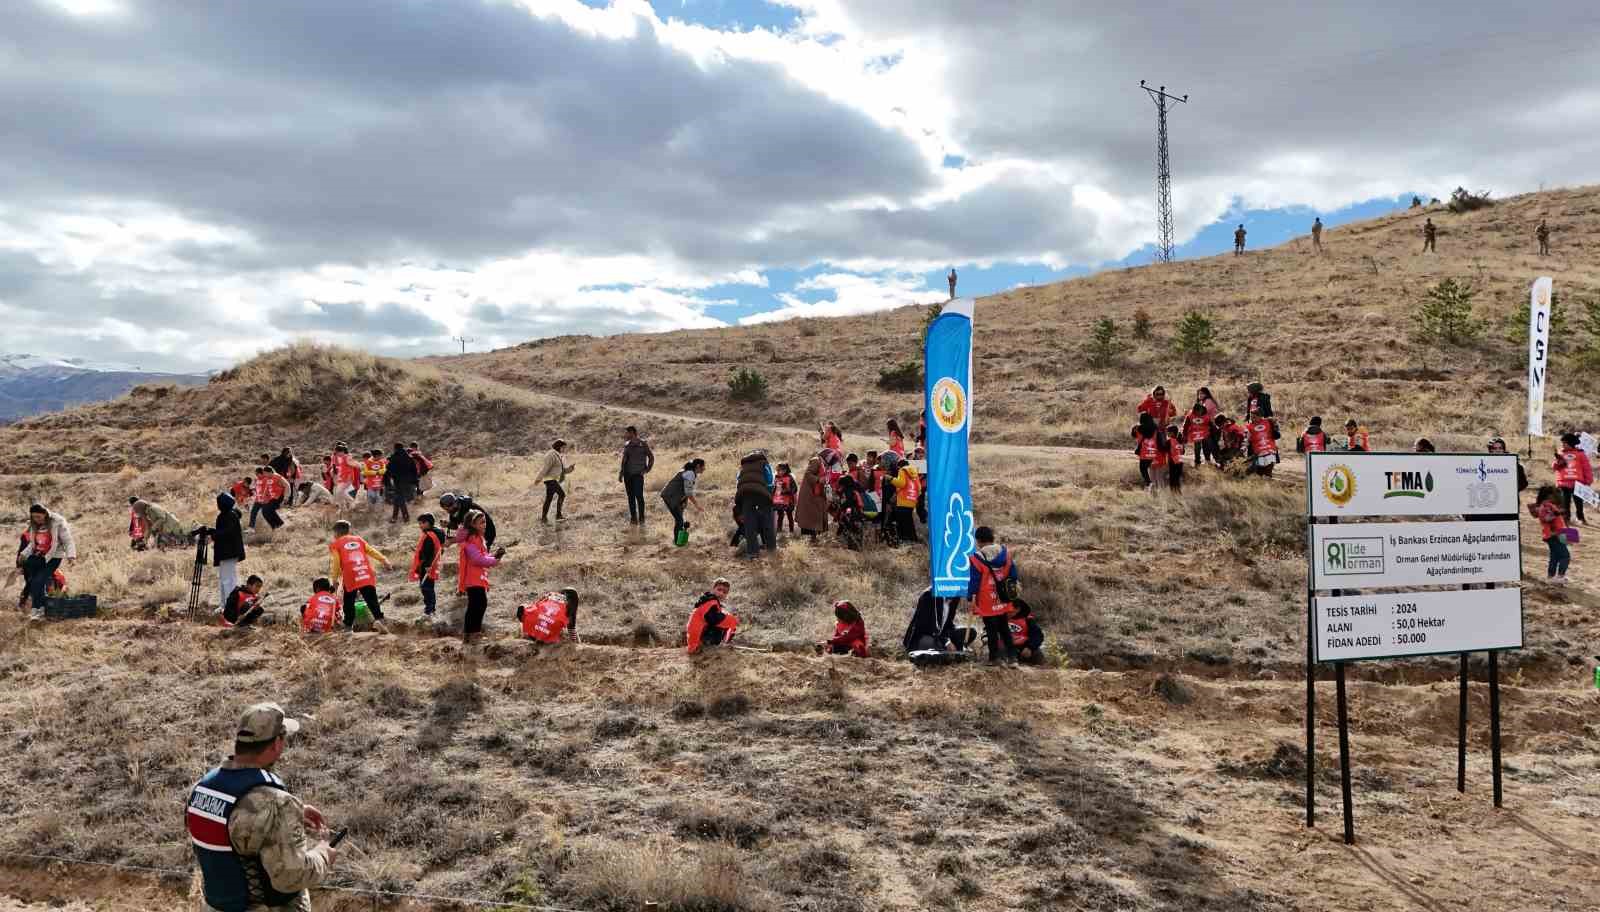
1139, 80, 1188, 263
452, 335, 476, 355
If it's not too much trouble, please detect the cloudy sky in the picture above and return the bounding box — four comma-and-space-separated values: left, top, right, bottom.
7, 0, 1600, 371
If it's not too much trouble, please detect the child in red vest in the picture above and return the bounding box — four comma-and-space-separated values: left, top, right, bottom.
222, 575, 266, 628
1296, 416, 1329, 454
1165, 424, 1185, 493
1555, 433, 1594, 524
1530, 484, 1572, 584
410, 512, 446, 617
300, 578, 341, 633
457, 509, 505, 642
817, 600, 869, 657
329, 520, 390, 632
687, 578, 739, 654
1007, 600, 1046, 665
128, 495, 148, 551
967, 526, 1019, 666
518, 588, 581, 644
773, 463, 798, 533
1182, 404, 1211, 467
1132, 414, 1162, 489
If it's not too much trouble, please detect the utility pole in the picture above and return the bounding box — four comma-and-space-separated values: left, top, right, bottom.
452, 335, 475, 355
1139, 80, 1188, 263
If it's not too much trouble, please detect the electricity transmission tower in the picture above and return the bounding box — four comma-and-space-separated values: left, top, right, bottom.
452, 335, 475, 355
1139, 80, 1188, 263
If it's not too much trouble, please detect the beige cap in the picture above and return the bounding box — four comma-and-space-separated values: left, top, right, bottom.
236, 702, 301, 744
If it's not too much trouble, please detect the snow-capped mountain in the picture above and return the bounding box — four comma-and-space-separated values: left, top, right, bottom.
0, 353, 207, 422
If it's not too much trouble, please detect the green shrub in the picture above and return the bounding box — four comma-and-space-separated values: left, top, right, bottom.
923, 301, 944, 334
1415, 278, 1483, 346
877, 361, 922, 392
1172, 310, 1219, 359
727, 367, 769, 402
1505, 289, 1568, 346
1084, 317, 1127, 367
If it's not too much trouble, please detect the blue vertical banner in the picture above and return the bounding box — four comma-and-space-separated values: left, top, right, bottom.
926, 298, 976, 596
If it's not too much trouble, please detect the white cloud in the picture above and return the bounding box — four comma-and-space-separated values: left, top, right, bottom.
739, 271, 942, 324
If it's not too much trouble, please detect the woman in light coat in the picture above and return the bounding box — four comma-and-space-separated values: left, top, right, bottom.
19, 504, 75, 618
537, 439, 573, 523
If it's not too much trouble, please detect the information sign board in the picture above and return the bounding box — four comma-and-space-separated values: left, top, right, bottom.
1309, 521, 1520, 589
1307, 452, 1519, 518
1312, 588, 1523, 662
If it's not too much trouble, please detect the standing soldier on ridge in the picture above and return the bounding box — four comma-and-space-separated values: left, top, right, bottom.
1233, 224, 1246, 255
1311, 217, 1323, 253
186, 703, 337, 912
947, 268, 957, 299
1537, 219, 1550, 256
1421, 218, 1437, 254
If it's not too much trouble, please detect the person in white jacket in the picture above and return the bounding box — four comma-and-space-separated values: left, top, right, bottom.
538, 439, 573, 523
19, 504, 75, 618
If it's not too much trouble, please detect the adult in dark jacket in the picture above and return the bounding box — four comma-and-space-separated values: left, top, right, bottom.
439, 492, 496, 547
1244, 382, 1274, 420
384, 443, 420, 522
620, 426, 655, 525
734, 450, 776, 558
903, 587, 975, 654
210, 492, 246, 609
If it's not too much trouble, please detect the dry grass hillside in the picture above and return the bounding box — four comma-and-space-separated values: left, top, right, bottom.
4, 187, 1600, 911
447, 184, 1600, 454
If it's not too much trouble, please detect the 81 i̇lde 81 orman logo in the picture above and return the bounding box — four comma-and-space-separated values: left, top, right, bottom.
1321, 464, 1356, 508
930, 377, 968, 434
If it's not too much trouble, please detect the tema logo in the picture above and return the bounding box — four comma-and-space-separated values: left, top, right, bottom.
1321, 464, 1356, 507
930, 377, 968, 434
1383, 470, 1433, 499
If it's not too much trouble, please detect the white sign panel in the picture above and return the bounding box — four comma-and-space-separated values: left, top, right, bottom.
1313, 588, 1523, 662
1575, 482, 1600, 508
1528, 276, 1552, 437
1307, 452, 1520, 517
1581, 432, 1598, 458
1310, 521, 1520, 589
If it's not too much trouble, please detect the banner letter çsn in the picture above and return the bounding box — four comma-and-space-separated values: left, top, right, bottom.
926, 298, 976, 596
1527, 276, 1553, 437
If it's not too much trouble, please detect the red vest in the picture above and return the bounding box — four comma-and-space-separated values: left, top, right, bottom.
773, 476, 796, 507
362, 459, 385, 490
254, 476, 276, 504
969, 553, 1014, 618
1007, 616, 1031, 648
410, 529, 444, 581
899, 471, 922, 504
231, 481, 251, 504
1554, 456, 1578, 487
331, 535, 377, 590
686, 596, 738, 653
1136, 433, 1159, 460
1247, 420, 1278, 455
1301, 430, 1327, 452
301, 593, 340, 633
1347, 430, 1369, 451
129, 509, 147, 540
30, 528, 52, 554
458, 532, 492, 592
1185, 417, 1209, 443
831, 621, 869, 657
888, 431, 906, 456
1167, 438, 1184, 462
221, 591, 258, 628
521, 594, 569, 643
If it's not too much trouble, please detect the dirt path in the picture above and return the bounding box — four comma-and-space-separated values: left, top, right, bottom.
450, 369, 1310, 477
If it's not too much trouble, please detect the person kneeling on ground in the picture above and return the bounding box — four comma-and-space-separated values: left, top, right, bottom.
902, 587, 977, 656
817, 600, 869, 657
518, 588, 581, 644
687, 578, 739, 654
968, 526, 1020, 666
1007, 600, 1046, 666
301, 578, 341, 633
222, 575, 266, 628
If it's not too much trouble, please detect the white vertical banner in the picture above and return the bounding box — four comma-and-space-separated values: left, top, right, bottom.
1527, 276, 1553, 437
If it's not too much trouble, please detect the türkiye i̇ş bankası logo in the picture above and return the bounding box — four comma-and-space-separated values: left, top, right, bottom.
930, 377, 967, 433
1382, 469, 1434, 499
1321, 464, 1356, 507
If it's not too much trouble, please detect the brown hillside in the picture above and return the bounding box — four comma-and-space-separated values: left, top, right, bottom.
447, 184, 1600, 454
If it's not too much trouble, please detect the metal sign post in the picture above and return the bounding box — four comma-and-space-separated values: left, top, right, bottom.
1304, 452, 1522, 843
